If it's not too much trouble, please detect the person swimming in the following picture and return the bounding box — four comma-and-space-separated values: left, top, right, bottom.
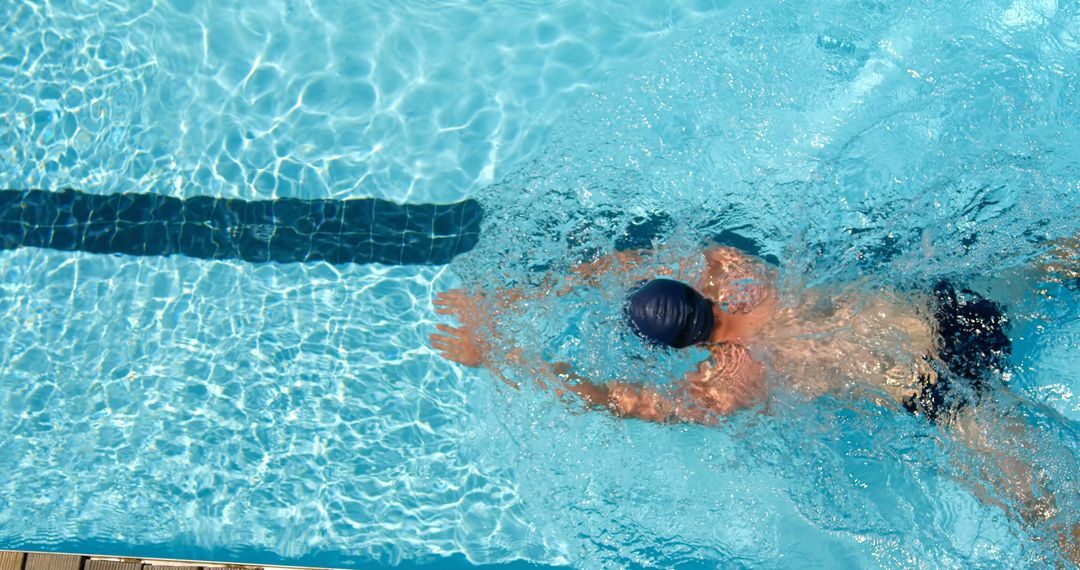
429, 242, 1079, 563
620, 274, 1009, 425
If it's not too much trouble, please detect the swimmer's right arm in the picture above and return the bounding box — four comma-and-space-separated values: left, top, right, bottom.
550, 346, 769, 424
431, 288, 751, 423
556, 244, 762, 298
1036, 234, 1079, 283
428, 305, 706, 423
684, 343, 768, 415
549, 363, 715, 424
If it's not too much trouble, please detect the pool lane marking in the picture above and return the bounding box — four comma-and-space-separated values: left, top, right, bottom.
0, 189, 482, 266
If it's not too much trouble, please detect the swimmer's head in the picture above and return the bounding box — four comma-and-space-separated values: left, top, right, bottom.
623, 279, 716, 349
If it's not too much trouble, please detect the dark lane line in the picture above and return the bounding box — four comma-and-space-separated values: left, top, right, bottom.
0, 189, 483, 265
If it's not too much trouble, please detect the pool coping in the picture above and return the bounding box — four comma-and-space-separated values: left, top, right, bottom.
1, 550, 332, 570
0, 550, 562, 570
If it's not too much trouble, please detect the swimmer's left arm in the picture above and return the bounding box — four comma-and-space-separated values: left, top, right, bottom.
577, 249, 652, 277
560, 249, 649, 291
556, 249, 678, 296
572, 243, 756, 285
431, 289, 522, 388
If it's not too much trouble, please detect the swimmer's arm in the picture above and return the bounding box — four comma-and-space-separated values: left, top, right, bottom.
950, 401, 1080, 566
562, 244, 763, 292
702, 245, 747, 264
432, 319, 714, 424
701, 245, 765, 277
557, 244, 755, 296
1035, 234, 1079, 283
559, 249, 652, 291
549, 363, 714, 424
684, 343, 768, 415
431, 288, 749, 423
541, 344, 767, 424
554, 248, 685, 296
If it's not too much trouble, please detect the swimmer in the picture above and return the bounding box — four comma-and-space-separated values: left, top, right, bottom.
430, 242, 1080, 564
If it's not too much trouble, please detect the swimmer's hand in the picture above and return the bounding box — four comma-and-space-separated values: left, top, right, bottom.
1040, 235, 1080, 283
430, 323, 488, 367
431, 289, 491, 367
433, 289, 486, 328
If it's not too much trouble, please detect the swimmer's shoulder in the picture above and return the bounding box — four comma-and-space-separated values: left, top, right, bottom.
701, 245, 776, 275
698, 245, 776, 313
703, 245, 754, 267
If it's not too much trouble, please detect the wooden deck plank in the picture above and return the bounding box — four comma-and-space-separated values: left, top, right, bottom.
84, 562, 141, 570
0, 554, 325, 570
0, 551, 26, 570
25, 554, 83, 570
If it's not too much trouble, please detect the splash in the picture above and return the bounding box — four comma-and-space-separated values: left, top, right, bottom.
455, 1, 1080, 567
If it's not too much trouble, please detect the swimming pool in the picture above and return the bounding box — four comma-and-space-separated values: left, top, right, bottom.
1, 0, 1078, 568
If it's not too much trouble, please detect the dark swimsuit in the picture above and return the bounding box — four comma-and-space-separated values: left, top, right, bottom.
902, 282, 1012, 423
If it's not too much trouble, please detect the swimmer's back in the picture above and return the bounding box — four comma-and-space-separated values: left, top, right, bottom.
691, 247, 934, 402
758, 285, 936, 403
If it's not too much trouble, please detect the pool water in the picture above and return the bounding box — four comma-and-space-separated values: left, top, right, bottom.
1, 0, 1078, 569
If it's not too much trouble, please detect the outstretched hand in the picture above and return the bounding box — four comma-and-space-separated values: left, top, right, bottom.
433, 289, 485, 325
430, 323, 488, 367
430, 289, 491, 368
1042, 235, 1079, 282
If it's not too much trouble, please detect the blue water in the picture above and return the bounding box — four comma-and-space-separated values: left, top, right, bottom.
2, 0, 1079, 568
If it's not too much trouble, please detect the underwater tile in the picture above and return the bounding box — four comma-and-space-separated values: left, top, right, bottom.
182, 195, 217, 222
20, 190, 59, 226
141, 221, 173, 255
48, 224, 80, 250
344, 199, 376, 227
80, 222, 116, 254
0, 190, 24, 222
87, 194, 119, 224
151, 193, 185, 222
22, 225, 52, 249
431, 205, 461, 237
0, 221, 26, 249
241, 197, 274, 226
176, 222, 217, 259
110, 221, 150, 255
115, 192, 151, 223
272, 198, 314, 231
235, 226, 272, 262
269, 227, 313, 263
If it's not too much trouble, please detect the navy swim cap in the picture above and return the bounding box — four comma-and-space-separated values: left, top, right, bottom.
624, 279, 716, 349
